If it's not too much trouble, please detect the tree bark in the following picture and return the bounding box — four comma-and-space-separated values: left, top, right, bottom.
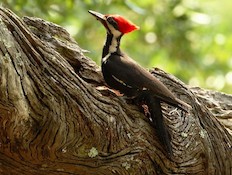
0, 7, 231, 175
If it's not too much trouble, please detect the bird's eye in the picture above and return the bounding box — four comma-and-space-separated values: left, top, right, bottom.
107, 17, 119, 30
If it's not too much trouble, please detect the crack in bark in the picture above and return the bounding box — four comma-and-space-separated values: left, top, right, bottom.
0, 7, 232, 175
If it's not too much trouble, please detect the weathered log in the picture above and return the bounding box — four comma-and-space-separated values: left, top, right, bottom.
0, 7, 231, 175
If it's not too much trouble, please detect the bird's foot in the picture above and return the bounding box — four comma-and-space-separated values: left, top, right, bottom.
141, 104, 151, 117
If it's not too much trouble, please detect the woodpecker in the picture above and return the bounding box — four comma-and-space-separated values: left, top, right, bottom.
89, 10, 191, 155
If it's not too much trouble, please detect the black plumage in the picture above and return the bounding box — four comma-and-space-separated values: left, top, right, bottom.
89, 10, 191, 155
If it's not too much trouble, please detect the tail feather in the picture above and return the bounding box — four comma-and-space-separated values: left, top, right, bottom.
135, 91, 191, 156
149, 98, 172, 156
149, 92, 192, 113
139, 92, 172, 156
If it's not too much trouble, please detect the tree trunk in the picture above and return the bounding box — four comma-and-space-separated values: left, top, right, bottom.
0, 7, 231, 175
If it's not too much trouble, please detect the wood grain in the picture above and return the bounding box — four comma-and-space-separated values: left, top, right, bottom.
0, 7, 231, 175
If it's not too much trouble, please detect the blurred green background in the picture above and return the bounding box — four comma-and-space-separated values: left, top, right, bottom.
2, 0, 232, 94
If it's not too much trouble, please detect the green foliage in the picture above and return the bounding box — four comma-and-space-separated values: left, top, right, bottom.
2, 0, 231, 93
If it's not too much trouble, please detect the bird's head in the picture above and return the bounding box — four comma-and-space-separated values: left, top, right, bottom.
88, 10, 139, 36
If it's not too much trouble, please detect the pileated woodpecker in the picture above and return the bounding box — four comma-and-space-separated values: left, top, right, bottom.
89, 10, 191, 155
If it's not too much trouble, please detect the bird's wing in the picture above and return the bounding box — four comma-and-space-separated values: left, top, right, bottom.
105, 53, 190, 110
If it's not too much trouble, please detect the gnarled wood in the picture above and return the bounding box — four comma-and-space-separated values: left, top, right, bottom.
0, 7, 231, 175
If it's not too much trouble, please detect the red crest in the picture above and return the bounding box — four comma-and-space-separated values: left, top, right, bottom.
111, 15, 139, 34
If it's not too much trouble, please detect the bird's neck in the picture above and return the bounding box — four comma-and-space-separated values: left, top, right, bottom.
102, 33, 122, 59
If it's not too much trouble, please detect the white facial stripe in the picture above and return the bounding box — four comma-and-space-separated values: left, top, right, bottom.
106, 21, 122, 53
109, 36, 118, 53
102, 53, 110, 63
107, 21, 121, 37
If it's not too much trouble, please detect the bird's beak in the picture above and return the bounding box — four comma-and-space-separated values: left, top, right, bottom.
88, 10, 106, 23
